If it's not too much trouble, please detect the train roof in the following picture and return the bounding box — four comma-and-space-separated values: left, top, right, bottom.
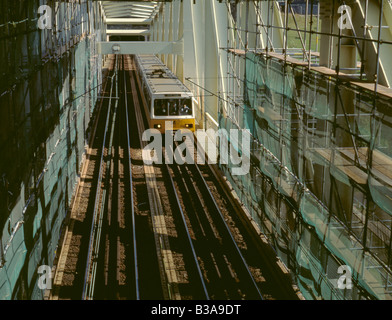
136, 55, 192, 96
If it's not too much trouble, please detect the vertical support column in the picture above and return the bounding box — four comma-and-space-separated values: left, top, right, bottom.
246, 1, 258, 50
175, 0, 184, 82
166, 2, 173, 70
183, 0, 203, 127
319, 0, 335, 67
204, 1, 218, 123
159, 5, 165, 63
319, 0, 357, 72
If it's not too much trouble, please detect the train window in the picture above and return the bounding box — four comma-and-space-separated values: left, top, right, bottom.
154, 99, 193, 117
154, 99, 168, 116
179, 99, 192, 116
169, 100, 179, 116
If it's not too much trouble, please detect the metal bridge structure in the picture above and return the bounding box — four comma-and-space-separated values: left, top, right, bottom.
1, 0, 392, 300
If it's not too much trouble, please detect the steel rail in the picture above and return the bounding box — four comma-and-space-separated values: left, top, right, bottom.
191, 138, 264, 300
128, 55, 180, 300
91, 55, 120, 299
200, 153, 299, 299
122, 55, 140, 300
169, 137, 263, 300
192, 162, 263, 300
164, 160, 210, 300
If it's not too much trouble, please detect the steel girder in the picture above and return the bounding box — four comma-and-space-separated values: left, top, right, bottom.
101, 1, 159, 20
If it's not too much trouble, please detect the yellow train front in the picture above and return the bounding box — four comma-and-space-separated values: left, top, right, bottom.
149, 96, 195, 133
135, 54, 196, 133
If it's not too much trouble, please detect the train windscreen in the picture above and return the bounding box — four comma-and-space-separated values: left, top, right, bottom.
154, 99, 192, 116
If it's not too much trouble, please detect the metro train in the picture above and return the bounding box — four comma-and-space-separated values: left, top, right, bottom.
135, 54, 195, 133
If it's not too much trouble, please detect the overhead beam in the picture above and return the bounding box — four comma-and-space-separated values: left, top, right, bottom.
100, 1, 160, 20
104, 18, 152, 24
97, 40, 183, 55
106, 29, 150, 36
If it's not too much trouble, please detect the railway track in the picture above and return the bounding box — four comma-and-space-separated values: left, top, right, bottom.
128, 54, 298, 300
54, 54, 299, 301
165, 140, 262, 300
51, 56, 118, 300
81, 56, 117, 300
124, 55, 166, 300
82, 55, 139, 300
172, 138, 299, 300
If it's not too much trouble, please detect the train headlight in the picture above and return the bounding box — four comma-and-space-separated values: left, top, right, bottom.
154, 124, 162, 129
185, 124, 193, 129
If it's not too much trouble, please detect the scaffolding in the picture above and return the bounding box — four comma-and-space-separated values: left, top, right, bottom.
0, 0, 104, 299
1, 0, 392, 301
220, 0, 392, 300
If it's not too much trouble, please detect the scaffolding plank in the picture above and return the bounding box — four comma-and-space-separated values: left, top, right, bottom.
265, 52, 309, 66
351, 82, 392, 99
339, 147, 392, 185
314, 148, 368, 185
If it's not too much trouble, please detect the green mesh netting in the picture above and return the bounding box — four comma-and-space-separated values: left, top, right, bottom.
218, 51, 392, 300
0, 1, 102, 298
